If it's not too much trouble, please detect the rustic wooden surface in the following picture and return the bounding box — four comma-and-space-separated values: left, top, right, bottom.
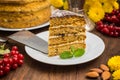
0, 26, 120, 80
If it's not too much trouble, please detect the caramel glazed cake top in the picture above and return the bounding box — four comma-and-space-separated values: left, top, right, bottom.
51, 9, 84, 18
0, 0, 45, 4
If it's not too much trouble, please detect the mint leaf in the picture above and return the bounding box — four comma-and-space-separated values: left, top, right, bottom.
70, 46, 76, 53
0, 44, 5, 50
73, 48, 85, 57
60, 51, 73, 59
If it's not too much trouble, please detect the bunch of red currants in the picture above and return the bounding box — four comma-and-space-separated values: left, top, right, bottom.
96, 9, 120, 37
0, 46, 24, 76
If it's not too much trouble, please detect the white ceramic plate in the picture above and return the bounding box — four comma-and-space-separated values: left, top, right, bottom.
0, 22, 49, 31
25, 31, 105, 66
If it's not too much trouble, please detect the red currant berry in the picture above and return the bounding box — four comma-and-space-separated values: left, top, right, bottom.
9, 58, 13, 65
105, 16, 111, 22
5, 63, 11, 68
12, 46, 18, 51
18, 60, 23, 66
111, 15, 119, 23
13, 54, 18, 58
117, 13, 120, 19
111, 10, 116, 15
11, 50, 16, 55
114, 32, 119, 37
96, 21, 103, 26
18, 54, 24, 60
3, 58, 9, 65
108, 25, 114, 32
110, 32, 114, 36
12, 57, 18, 64
4, 66, 10, 74
97, 24, 104, 31
103, 24, 108, 28
0, 65, 4, 70
101, 27, 109, 34
15, 51, 19, 55
0, 70, 4, 76
12, 64, 18, 69
116, 10, 119, 14
0, 60, 3, 65
115, 27, 120, 32
4, 54, 10, 58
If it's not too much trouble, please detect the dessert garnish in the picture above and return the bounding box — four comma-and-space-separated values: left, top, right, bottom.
60, 46, 85, 59
0, 45, 24, 76
0, 44, 10, 55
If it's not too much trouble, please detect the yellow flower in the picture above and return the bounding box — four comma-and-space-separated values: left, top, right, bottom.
84, 0, 102, 13
102, 2, 113, 13
63, 0, 69, 10
99, 0, 107, 3
112, 69, 120, 80
88, 7, 105, 22
113, 1, 119, 9
50, 0, 63, 8
108, 56, 120, 71
83, 2, 91, 12
84, 0, 119, 22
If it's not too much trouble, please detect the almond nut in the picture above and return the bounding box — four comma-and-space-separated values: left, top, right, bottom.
100, 64, 109, 71
86, 71, 99, 78
90, 68, 103, 74
101, 71, 111, 80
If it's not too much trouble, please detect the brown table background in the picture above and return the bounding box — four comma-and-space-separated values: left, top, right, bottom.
0, 26, 120, 80
0, 0, 120, 79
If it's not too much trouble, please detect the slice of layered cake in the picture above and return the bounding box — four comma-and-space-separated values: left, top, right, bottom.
48, 10, 86, 56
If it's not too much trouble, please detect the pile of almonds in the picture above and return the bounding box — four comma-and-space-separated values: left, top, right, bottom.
85, 64, 111, 80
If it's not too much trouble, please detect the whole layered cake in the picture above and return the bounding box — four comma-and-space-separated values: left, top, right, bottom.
48, 10, 86, 56
0, 0, 51, 28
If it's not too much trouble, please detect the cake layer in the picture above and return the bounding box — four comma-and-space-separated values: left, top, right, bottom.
49, 25, 85, 36
0, 0, 50, 12
0, 7, 51, 28
0, 6, 51, 23
50, 16, 86, 27
49, 34, 86, 45
0, 0, 45, 4
48, 42, 86, 56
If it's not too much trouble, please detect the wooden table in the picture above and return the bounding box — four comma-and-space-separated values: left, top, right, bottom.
0, 26, 120, 80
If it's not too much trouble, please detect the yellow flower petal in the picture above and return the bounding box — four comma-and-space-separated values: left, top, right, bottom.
88, 7, 105, 22
102, 2, 113, 13
50, 0, 63, 8
108, 56, 120, 71
113, 1, 119, 9
63, 0, 69, 10
112, 69, 120, 80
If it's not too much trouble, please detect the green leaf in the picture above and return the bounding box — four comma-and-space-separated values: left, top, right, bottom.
73, 48, 85, 57
0, 49, 5, 55
70, 46, 76, 53
4, 49, 10, 54
60, 51, 73, 59
0, 44, 5, 50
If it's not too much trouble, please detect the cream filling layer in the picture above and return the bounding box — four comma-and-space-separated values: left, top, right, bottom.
49, 32, 86, 39
49, 40, 85, 47
49, 25, 85, 29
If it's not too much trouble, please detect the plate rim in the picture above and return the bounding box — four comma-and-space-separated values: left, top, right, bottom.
0, 22, 49, 31
25, 31, 105, 66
